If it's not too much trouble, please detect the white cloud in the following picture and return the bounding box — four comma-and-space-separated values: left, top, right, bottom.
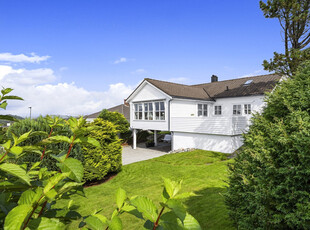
0, 52, 50, 63
114, 57, 128, 64
0, 64, 135, 117
239, 69, 266, 78
167, 77, 189, 84
131, 68, 147, 75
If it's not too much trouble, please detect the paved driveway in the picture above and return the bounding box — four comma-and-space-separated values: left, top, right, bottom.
122, 143, 170, 165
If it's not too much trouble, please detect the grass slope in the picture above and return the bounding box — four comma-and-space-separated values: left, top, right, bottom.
57, 150, 234, 229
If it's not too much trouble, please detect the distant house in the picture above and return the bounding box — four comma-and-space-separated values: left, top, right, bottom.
85, 104, 130, 122
125, 74, 282, 153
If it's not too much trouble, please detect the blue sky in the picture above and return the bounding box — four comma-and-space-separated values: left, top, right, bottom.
0, 0, 283, 116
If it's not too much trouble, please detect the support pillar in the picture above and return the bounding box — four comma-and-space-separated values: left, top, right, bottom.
133, 129, 137, 149
154, 130, 158, 146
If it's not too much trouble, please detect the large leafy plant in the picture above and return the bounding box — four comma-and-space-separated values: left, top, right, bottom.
0, 88, 201, 229
81, 178, 201, 230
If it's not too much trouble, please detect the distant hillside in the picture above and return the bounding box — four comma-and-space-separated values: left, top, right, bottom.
0, 114, 24, 124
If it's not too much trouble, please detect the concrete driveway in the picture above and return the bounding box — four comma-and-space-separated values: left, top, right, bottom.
122, 142, 170, 165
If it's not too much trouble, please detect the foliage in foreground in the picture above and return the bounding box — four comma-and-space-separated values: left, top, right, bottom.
6, 116, 83, 171
83, 118, 122, 182
226, 62, 310, 229
0, 89, 201, 229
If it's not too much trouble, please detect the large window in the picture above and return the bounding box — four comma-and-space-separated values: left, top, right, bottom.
198, 104, 208, 117
233, 105, 241, 115
244, 104, 251, 115
134, 103, 143, 120
134, 101, 165, 121
214, 105, 222, 115
155, 101, 165, 120
144, 102, 153, 120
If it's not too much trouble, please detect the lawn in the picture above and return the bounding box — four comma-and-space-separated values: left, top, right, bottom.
57, 150, 235, 229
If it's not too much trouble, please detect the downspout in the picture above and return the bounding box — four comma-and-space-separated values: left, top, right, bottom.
168, 99, 172, 131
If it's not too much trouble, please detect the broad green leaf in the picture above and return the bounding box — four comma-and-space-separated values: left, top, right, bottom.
29, 162, 41, 171
44, 135, 71, 144
2, 140, 11, 150
0, 181, 29, 191
16, 130, 32, 145
174, 192, 196, 200
121, 204, 144, 219
0, 163, 30, 185
4, 204, 32, 230
10, 146, 23, 155
1, 95, 23, 100
43, 172, 69, 194
75, 137, 101, 148
50, 150, 67, 163
28, 217, 65, 230
85, 215, 107, 230
166, 199, 186, 222
0, 101, 8, 109
58, 158, 84, 183
160, 211, 183, 230
163, 178, 182, 198
116, 188, 127, 209
130, 196, 158, 222
18, 190, 36, 205
58, 182, 83, 195
109, 215, 122, 230
1, 88, 13, 96
0, 115, 17, 121
182, 213, 201, 230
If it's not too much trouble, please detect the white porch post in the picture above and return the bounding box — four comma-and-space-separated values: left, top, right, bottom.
133, 129, 137, 149
171, 132, 174, 151
154, 130, 158, 146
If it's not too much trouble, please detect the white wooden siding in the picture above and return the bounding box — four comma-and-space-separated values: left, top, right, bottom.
172, 132, 243, 153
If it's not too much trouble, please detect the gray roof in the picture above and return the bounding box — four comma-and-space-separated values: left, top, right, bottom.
144, 74, 281, 101
85, 104, 130, 121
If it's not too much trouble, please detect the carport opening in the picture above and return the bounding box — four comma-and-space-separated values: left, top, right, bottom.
132, 129, 171, 152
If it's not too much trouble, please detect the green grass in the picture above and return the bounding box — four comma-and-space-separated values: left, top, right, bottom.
57, 150, 234, 229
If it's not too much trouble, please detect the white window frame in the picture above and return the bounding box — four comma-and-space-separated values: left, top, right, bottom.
155, 101, 165, 120
233, 104, 242, 116
144, 102, 154, 120
244, 104, 251, 115
134, 100, 165, 121
198, 104, 208, 117
134, 103, 143, 120
214, 105, 222, 116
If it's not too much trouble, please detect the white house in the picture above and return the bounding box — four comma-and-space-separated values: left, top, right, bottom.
126, 74, 281, 153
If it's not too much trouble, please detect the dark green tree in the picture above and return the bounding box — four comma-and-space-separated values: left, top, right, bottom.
225, 62, 310, 229
260, 0, 310, 77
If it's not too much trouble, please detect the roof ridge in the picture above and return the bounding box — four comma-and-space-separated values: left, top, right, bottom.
145, 78, 190, 87
191, 73, 279, 87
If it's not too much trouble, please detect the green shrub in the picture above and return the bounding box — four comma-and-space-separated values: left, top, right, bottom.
6, 116, 83, 171
226, 62, 310, 229
83, 118, 122, 182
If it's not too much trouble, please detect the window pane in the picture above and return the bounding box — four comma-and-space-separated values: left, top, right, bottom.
144, 103, 148, 112
160, 111, 165, 120
155, 102, 159, 111
144, 112, 148, 120
149, 103, 153, 111
139, 112, 142, 119
135, 112, 138, 119
160, 102, 165, 110
198, 110, 202, 116
149, 112, 153, 120
134, 104, 138, 111
198, 104, 202, 109
138, 104, 142, 111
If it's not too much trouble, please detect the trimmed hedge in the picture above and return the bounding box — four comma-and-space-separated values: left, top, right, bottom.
6, 116, 83, 171
83, 118, 122, 182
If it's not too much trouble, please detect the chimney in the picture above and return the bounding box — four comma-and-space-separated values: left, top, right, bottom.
211, 75, 218, 82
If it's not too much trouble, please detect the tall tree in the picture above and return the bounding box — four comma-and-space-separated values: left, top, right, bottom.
260, 0, 310, 77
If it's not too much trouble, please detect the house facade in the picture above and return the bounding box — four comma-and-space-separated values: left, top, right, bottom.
126, 74, 281, 153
